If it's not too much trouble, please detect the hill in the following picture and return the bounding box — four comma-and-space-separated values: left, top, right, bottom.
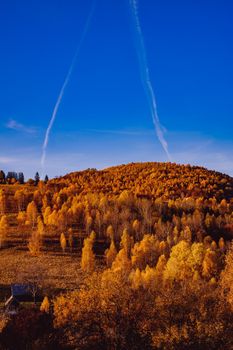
50, 162, 233, 200
0, 161, 232, 250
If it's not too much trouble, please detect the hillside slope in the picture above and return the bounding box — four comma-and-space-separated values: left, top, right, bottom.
49, 162, 233, 201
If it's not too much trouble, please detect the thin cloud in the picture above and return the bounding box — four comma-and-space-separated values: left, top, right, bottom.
0, 156, 16, 164
5, 119, 37, 134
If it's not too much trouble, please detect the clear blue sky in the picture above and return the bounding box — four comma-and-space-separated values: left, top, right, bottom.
0, 0, 232, 179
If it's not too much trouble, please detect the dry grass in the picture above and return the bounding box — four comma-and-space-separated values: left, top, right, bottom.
0, 248, 86, 299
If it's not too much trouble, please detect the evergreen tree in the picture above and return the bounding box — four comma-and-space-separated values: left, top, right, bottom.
35, 172, 40, 185
18, 172, 24, 184
0, 170, 6, 184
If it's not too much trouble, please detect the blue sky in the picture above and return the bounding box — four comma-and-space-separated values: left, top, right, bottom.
0, 0, 232, 179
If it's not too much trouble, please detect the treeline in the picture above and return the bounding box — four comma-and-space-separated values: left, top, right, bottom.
0, 170, 48, 185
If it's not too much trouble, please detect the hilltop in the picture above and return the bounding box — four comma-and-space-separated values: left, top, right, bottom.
49, 162, 233, 201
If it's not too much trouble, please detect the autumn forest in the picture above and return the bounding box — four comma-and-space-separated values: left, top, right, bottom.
0, 162, 233, 349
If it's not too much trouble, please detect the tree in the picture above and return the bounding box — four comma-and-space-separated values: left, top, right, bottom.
26, 201, 38, 228
132, 219, 141, 240
0, 190, 6, 215
44, 175, 49, 183
14, 189, 25, 212
28, 231, 41, 256
105, 239, 117, 267
164, 240, 192, 281
85, 214, 93, 234
106, 225, 114, 240
218, 237, 225, 252
202, 248, 218, 279
60, 233, 67, 253
17, 211, 26, 226
154, 254, 167, 285
0, 170, 6, 184
18, 172, 24, 184
81, 231, 95, 273
37, 216, 45, 236
221, 243, 233, 310
131, 234, 159, 269
0, 215, 8, 248
111, 247, 132, 273
40, 296, 50, 313
35, 172, 40, 185
183, 226, 192, 242
120, 228, 133, 259
68, 228, 74, 252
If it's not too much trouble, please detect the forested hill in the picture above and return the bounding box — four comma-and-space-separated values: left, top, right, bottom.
1, 162, 233, 252
48, 162, 233, 202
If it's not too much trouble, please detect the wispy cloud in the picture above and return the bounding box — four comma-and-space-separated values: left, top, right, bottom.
0, 156, 16, 164
5, 119, 37, 134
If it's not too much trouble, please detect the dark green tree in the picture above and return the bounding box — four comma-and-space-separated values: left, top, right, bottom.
18, 172, 24, 184
35, 172, 40, 185
0, 170, 5, 184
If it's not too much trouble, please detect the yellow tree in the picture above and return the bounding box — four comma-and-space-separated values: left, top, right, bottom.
202, 248, 218, 279
17, 211, 26, 226
106, 225, 114, 240
132, 219, 141, 240
218, 237, 225, 252
120, 228, 133, 259
68, 228, 74, 252
111, 247, 132, 273
0, 215, 8, 248
26, 201, 38, 228
85, 213, 93, 234
60, 233, 67, 253
28, 231, 41, 256
40, 296, 50, 313
130, 268, 143, 290
0, 190, 6, 215
221, 243, 233, 310
14, 189, 25, 212
183, 226, 192, 242
43, 206, 52, 225
154, 254, 167, 285
105, 239, 117, 267
131, 234, 158, 269
81, 231, 95, 273
164, 240, 192, 282
37, 216, 45, 236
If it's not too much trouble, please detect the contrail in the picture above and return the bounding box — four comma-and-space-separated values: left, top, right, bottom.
129, 0, 171, 161
41, 0, 96, 169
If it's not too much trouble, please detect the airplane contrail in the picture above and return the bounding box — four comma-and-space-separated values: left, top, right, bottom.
129, 0, 171, 161
41, 0, 96, 169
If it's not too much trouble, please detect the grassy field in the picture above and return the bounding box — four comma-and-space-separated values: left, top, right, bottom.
0, 247, 89, 301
